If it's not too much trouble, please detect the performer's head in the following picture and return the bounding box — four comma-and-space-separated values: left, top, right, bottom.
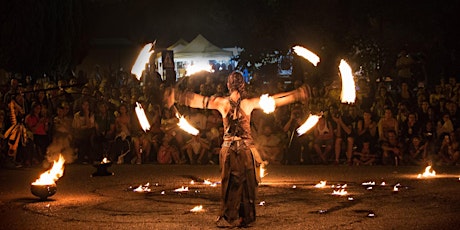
227, 71, 246, 95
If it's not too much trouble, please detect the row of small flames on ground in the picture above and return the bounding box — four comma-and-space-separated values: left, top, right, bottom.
30, 155, 454, 212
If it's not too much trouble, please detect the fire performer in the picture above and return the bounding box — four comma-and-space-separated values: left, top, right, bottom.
164, 71, 310, 227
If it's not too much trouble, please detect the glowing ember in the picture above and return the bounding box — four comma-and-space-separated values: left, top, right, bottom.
259, 94, 276, 114
381, 182, 386, 186
133, 183, 151, 193
131, 42, 155, 80
32, 154, 65, 185
190, 180, 195, 185
135, 102, 151, 132
297, 114, 321, 136
339, 59, 356, 104
174, 186, 189, 192
186, 64, 214, 76
203, 179, 212, 185
190, 205, 204, 212
417, 166, 436, 178
292, 185, 297, 189
332, 189, 348, 196
259, 201, 266, 206
293, 46, 320, 66
314, 181, 327, 188
177, 114, 199, 136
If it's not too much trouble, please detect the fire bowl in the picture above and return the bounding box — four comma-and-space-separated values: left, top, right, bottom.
31, 183, 57, 200
92, 161, 114, 177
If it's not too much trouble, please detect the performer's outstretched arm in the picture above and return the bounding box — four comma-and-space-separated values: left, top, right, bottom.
163, 87, 224, 111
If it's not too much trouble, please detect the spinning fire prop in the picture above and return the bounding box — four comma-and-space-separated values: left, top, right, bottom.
31, 154, 65, 200
339, 59, 356, 104
297, 113, 322, 136
259, 94, 276, 114
131, 42, 155, 80
293, 46, 320, 66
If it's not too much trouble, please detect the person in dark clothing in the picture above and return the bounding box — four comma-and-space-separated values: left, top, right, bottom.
164, 71, 310, 227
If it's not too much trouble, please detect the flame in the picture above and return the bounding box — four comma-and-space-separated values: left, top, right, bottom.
332, 189, 348, 196
393, 183, 400, 192
135, 102, 151, 132
131, 42, 155, 80
101, 157, 110, 164
174, 186, 189, 192
417, 166, 436, 178
314, 181, 327, 188
339, 60, 356, 104
293, 46, 320, 66
133, 183, 151, 193
176, 114, 199, 136
190, 205, 204, 212
32, 154, 65, 185
259, 94, 276, 114
296, 114, 321, 136
186, 64, 213, 76
362, 181, 375, 186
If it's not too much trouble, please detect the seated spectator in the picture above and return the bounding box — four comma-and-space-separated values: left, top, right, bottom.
356, 110, 378, 148
436, 132, 459, 166
183, 133, 210, 164
381, 130, 404, 165
400, 112, 421, 145
255, 125, 284, 164
436, 113, 454, 137
157, 134, 182, 164
313, 115, 334, 164
378, 107, 399, 143
352, 140, 376, 166
406, 136, 427, 166
72, 99, 95, 164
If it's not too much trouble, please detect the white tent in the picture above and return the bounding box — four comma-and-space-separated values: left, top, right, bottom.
156, 34, 234, 78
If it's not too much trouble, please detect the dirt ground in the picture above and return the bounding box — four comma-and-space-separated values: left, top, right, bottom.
0, 164, 459, 230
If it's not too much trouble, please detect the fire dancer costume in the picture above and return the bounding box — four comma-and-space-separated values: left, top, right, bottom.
164, 71, 310, 227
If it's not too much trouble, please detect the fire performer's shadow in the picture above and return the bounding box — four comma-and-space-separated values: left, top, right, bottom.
11, 197, 56, 204
180, 175, 206, 182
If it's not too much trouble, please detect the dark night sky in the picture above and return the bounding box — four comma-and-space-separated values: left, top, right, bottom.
1, 0, 459, 77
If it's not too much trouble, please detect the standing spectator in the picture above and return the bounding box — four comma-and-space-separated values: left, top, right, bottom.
24, 102, 49, 166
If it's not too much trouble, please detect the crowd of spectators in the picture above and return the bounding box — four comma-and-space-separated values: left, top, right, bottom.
1, 58, 459, 169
